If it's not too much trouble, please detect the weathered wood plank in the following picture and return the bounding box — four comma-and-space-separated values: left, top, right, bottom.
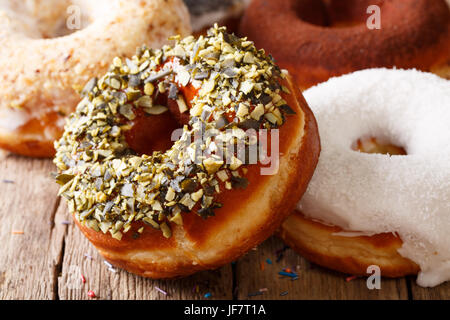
0, 154, 64, 300
0, 151, 446, 300
57, 204, 234, 300
235, 236, 409, 300
409, 277, 450, 300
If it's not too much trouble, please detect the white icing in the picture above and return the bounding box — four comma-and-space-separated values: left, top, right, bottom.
300, 68, 450, 287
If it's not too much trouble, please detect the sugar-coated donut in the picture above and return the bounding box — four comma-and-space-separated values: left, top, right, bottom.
54, 26, 320, 278
279, 68, 450, 287
239, 0, 450, 89
0, 0, 191, 157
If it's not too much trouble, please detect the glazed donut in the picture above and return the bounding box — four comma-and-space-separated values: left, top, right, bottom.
279, 68, 450, 287
239, 0, 450, 89
54, 26, 320, 278
0, 0, 190, 157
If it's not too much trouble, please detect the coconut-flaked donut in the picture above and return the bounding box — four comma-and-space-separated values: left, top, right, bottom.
279, 68, 450, 287
54, 26, 320, 278
0, 0, 191, 157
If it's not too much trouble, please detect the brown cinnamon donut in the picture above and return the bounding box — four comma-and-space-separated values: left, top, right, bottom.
239, 0, 450, 89
54, 26, 320, 278
0, 0, 191, 157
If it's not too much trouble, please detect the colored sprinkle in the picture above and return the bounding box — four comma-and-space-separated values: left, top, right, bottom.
259, 288, 268, 292
278, 271, 298, 278
108, 267, 117, 273
87, 290, 96, 298
11, 230, 24, 235
260, 262, 265, 271
61, 220, 71, 225
284, 268, 292, 273
248, 291, 263, 297
280, 291, 288, 296
155, 286, 168, 296
204, 292, 212, 299
103, 261, 113, 268
2, 179, 14, 184
266, 259, 272, 265
81, 274, 86, 284
346, 275, 359, 282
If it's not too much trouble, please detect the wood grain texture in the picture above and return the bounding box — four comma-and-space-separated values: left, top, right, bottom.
0, 154, 448, 300
0, 153, 63, 299
235, 236, 409, 300
409, 278, 450, 300
57, 204, 233, 300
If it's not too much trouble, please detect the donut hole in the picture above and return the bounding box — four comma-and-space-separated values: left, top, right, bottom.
295, 0, 384, 28
352, 137, 407, 156
124, 91, 186, 156
2, 0, 92, 39
125, 109, 182, 157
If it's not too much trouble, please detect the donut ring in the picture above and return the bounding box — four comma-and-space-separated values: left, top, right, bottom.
279, 68, 450, 287
54, 26, 320, 278
0, 0, 190, 157
239, 0, 450, 89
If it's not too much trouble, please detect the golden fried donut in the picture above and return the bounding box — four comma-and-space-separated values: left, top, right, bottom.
54, 26, 320, 278
281, 139, 418, 279
239, 0, 450, 89
0, 0, 191, 157
281, 211, 420, 278
279, 69, 450, 287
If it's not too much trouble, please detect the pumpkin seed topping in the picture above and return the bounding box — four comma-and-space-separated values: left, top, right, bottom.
54, 25, 295, 239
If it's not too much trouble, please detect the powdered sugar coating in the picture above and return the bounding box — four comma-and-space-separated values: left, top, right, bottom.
299, 68, 450, 287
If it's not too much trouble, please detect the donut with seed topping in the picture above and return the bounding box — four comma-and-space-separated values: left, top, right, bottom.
54, 26, 320, 278
0, 0, 190, 157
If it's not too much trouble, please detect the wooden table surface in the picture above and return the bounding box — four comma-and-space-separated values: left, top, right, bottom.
0, 151, 448, 300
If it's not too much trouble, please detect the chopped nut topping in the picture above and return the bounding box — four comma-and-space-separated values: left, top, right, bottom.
53, 25, 294, 239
